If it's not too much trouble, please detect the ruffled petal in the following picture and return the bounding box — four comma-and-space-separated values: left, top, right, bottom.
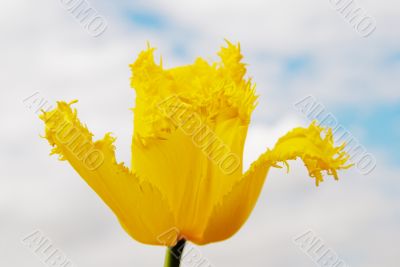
40, 101, 177, 246
129, 42, 257, 143
198, 122, 351, 244
266, 121, 352, 186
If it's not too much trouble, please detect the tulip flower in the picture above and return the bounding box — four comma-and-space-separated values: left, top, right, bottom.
40, 41, 351, 267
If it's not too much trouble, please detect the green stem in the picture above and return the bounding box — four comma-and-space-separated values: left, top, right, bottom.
163, 239, 186, 267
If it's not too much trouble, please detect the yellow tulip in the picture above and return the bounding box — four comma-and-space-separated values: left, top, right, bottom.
40, 41, 351, 257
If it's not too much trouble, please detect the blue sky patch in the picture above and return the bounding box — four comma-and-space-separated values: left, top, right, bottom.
334, 103, 400, 164
126, 9, 167, 30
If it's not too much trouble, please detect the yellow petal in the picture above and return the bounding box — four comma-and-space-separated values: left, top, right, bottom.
129, 42, 257, 240
268, 121, 352, 186
198, 156, 271, 244
40, 101, 177, 246
198, 122, 351, 244
218, 40, 247, 85
131, 115, 248, 242
129, 42, 257, 142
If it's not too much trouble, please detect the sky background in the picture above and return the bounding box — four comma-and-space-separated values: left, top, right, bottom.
1, 0, 399, 266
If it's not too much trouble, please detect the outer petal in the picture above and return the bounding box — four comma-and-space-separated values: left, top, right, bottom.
40, 101, 177, 246
197, 122, 351, 244
196, 155, 271, 244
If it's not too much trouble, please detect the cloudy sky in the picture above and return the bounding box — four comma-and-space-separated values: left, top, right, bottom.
1, 0, 399, 266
